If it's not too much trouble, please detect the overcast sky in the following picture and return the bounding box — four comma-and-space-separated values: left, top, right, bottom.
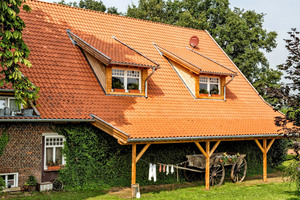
44, 0, 300, 71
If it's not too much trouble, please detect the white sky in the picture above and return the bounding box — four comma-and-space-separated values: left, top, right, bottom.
43, 0, 300, 71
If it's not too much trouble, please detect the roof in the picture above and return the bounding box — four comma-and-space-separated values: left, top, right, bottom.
156, 44, 236, 76
11, 0, 285, 142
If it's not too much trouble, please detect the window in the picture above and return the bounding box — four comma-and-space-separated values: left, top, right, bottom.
0, 97, 21, 114
199, 76, 220, 96
112, 68, 141, 92
44, 134, 65, 170
0, 173, 18, 188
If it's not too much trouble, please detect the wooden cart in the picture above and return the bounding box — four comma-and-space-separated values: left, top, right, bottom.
183, 152, 247, 186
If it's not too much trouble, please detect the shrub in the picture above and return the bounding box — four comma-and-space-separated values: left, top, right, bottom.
0, 177, 5, 191
26, 175, 38, 186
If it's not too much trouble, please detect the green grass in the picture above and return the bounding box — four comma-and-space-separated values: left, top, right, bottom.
3, 182, 300, 200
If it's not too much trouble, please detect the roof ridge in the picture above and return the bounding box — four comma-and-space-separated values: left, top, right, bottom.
28, 0, 208, 33
112, 36, 159, 67
186, 47, 237, 75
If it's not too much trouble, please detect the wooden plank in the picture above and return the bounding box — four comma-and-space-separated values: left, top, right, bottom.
205, 141, 210, 190
136, 144, 151, 163
266, 139, 275, 153
194, 142, 208, 157
254, 139, 264, 153
209, 141, 221, 157
263, 139, 267, 183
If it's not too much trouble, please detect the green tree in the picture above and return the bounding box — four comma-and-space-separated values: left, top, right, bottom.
127, 0, 279, 85
0, 0, 39, 107
55, 0, 121, 14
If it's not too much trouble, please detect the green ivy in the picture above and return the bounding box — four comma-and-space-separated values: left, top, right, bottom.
56, 124, 287, 190
0, 129, 10, 157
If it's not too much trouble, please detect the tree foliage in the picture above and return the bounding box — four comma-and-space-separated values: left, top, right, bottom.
0, 0, 39, 107
55, 0, 121, 15
127, 0, 280, 88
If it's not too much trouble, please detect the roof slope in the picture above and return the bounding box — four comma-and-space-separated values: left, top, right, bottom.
17, 0, 283, 139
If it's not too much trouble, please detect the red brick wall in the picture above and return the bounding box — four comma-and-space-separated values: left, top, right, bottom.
0, 123, 53, 187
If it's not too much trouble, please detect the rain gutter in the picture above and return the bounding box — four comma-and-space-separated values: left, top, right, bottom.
127, 134, 284, 143
0, 118, 95, 122
224, 75, 235, 101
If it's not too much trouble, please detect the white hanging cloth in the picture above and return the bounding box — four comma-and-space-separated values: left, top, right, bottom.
148, 163, 157, 182
171, 165, 174, 174
166, 165, 169, 175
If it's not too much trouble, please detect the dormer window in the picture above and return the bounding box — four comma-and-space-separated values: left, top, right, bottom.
112, 68, 141, 93
0, 97, 21, 116
199, 76, 220, 97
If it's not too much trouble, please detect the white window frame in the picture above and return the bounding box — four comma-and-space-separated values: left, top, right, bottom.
111, 68, 141, 93
199, 76, 221, 96
43, 133, 66, 170
0, 96, 23, 111
0, 172, 18, 188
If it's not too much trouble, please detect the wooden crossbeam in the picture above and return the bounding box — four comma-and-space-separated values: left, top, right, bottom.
209, 141, 221, 157
266, 139, 275, 153
254, 139, 264, 153
136, 144, 151, 163
194, 142, 208, 157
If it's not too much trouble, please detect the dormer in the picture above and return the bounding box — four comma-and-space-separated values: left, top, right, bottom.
67, 30, 159, 96
155, 43, 237, 100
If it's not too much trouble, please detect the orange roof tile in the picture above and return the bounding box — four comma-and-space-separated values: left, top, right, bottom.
10, 0, 287, 141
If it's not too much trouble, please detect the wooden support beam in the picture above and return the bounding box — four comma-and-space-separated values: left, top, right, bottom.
254, 139, 264, 153
266, 139, 275, 153
136, 144, 151, 163
194, 142, 208, 157
263, 139, 267, 183
131, 144, 137, 186
205, 141, 210, 190
209, 141, 221, 157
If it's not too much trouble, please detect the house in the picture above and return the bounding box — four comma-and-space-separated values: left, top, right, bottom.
0, 0, 284, 192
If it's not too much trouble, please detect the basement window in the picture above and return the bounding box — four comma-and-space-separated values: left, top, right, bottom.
112, 68, 141, 93
0, 173, 18, 188
44, 134, 65, 170
199, 76, 220, 97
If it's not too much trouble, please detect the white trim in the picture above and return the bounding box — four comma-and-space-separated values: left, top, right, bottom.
199, 75, 220, 96
43, 133, 65, 170
204, 30, 284, 115
0, 172, 18, 188
112, 67, 141, 93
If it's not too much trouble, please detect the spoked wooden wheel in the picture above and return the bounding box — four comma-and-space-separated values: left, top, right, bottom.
53, 179, 63, 191
184, 162, 202, 182
231, 158, 247, 183
209, 162, 225, 186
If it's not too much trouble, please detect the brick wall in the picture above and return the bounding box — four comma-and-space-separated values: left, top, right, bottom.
0, 122, 53, 187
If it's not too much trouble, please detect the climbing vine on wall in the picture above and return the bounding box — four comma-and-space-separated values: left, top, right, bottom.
0, 129, 9, 157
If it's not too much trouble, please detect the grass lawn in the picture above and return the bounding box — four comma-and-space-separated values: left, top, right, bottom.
4, 180, 300, 200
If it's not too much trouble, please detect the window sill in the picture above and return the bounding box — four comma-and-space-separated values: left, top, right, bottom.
197, 95, 224, 100
107, 91, 144, 96
44, 166, 62, 172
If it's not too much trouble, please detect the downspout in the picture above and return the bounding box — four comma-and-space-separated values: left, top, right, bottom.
145, 66, 156, 98
224, 75, 235, 101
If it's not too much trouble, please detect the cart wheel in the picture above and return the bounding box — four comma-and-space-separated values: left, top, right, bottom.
53, 179, 63, 191
231, 158, 247, 183
184, 162, 201, 182
209, 162, 225, 186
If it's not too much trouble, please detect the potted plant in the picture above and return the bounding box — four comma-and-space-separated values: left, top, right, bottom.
0, 109, 4, 116
112, 79, 125, 92
24, 175, 37, 192
128, 83, 140, 93
199, 88, 209, 97
210, 88, 220, 97
21, 108, 34, 117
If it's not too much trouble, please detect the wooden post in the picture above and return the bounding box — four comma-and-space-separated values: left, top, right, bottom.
254, 139, 275, 183
132, 144, 136, 185
205, 141, 210, 190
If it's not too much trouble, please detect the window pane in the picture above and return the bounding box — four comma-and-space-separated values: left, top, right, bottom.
112, 69, 124, 76
199, 83, 208, 93
46, 148, 53, 166
0, 100, 6, 109
55, 147, 63, 165
127, 70, 140, 78
112, 77, 125, 89
127, 78, 139, 90
210, 78, 219, 83
7, 179, 14, 187
210, 84, 219, 94
200, 77, 208, 83
9, 99, 19, 112
7, 175, 14, 180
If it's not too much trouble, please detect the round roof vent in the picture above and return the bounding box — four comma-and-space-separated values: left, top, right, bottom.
189, 36, 199, 48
